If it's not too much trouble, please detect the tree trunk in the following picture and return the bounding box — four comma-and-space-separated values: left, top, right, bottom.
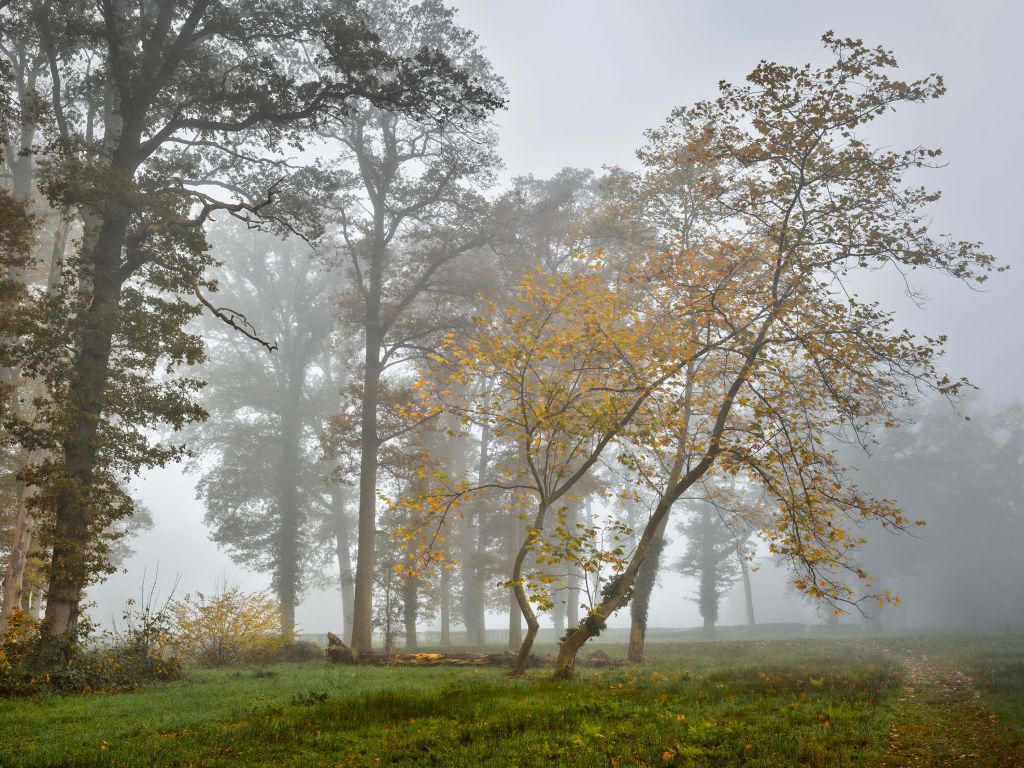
511, 504, 547, 675
699, 508, 718, 638
439, 565, 451, 646
38, 210, 130, 660
0, 470, 36, 637
627, 512, 669, 662
506, 511, 521, 651
402, 576, 418, 649
739, 553, 755, 626
473, 515, 488, 645
351, 320, 382, 653
329, 486, 355, 644
552, 588, 565, 636
566, 502, 580, 631
276, 376, 303, 639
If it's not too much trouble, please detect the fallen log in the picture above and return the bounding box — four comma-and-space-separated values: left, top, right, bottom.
324, 633, 625, 668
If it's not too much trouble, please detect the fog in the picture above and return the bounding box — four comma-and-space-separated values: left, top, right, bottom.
31, 0, 1024, 643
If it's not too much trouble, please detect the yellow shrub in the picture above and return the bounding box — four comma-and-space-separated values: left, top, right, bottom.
169, 587, 283, 667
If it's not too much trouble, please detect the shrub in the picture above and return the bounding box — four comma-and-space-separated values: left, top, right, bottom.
0, 602, 180, 697
254, 640, 324, 664
169, 586, 284, 667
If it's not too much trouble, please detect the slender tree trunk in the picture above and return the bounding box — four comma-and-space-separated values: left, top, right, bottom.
329, 486, 355, 644
511, 503, 547, 675
739, 553, 755, 626
506, 511, 521, 651
699, 508, 718, 638
460, 417, 490, 646
351, 319, 382, 653
473, 515, 488, 645
402, 575, 418, 649
276, 385, 303, 639
566, 501, 580, 631
439, 566, 451, 646
552, 586, 565, 636
628, 363, 694, 662
0, 470, 36, 636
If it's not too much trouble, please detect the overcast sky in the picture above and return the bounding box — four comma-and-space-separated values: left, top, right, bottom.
89, 0, 1024, 635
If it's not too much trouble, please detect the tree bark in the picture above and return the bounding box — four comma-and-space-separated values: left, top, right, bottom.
627, 512, 669, 662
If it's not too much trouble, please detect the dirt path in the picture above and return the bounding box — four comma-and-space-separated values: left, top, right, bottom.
875, 652, 1023, 768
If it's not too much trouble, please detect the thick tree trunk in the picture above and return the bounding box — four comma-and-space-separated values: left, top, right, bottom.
38, 211, 130, 660
506, 511, 521, 651
627, 512, 669, 662
329, 486, 355, 644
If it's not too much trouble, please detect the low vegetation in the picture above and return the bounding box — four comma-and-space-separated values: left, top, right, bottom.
1, 635, 1021, 767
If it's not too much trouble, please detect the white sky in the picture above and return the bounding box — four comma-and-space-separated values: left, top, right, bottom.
88, 0, 1024, 636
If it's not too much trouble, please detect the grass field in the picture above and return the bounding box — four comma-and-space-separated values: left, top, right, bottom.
1, 634, 1022, 767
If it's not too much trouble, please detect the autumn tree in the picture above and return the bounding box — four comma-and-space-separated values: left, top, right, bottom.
412, 34, 998, 679
550, 33, 998, 677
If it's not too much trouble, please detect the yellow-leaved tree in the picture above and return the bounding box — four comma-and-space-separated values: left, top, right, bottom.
397, 34, 1000, 679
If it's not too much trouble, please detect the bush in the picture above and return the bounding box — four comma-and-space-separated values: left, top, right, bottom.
169, 586, 285, 667
0, 603, 180, 697
253, 640, 324, 664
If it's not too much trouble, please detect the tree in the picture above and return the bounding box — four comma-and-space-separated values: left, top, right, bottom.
407, 260, 703, 673
412, 33, 997, 679
673, 495, 752, 637
0, 0, 499, 664
322, 0, 504, 653
189, 226, 336, 638
551, 33, 998, 678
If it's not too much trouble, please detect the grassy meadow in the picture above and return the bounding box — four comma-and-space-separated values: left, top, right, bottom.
1, 634, 1022, 767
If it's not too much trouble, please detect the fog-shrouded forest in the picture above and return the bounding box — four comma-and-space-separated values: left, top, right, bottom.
1, 1, 1023, 765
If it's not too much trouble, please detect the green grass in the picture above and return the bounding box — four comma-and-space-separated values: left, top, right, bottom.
1, 635, 1022, 767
